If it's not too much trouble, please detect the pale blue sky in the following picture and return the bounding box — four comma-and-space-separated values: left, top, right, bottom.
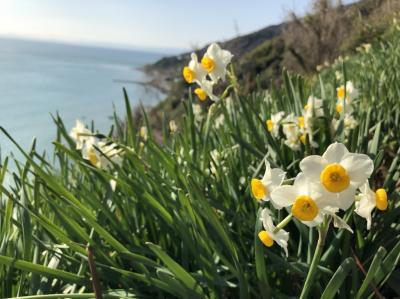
0, 0, 356, 51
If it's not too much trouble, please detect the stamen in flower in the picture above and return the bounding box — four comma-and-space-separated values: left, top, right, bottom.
251, 178, 267, 200
337, 86, 345, 99
300, 134, 306, 145
375, 188, 388, 210
258, 230, 274, 247
194, 88, 207, 101
291, 195, 318, 221
183, 66, 195, 83
140, 126, 148, 139
87, 148, 98, 166
298, 116, 305, 128
266, 120, 274, 132
320, 163, 350, 192
336, 104, 343, 113
201, 57, 215, 73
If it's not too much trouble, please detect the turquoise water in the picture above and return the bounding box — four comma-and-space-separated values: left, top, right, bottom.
0, 37, 165, 159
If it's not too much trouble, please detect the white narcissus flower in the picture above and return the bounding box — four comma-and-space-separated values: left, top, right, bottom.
140, 126, 148, 141
192, 104, 203, 122
300, 142, 374, 210
362, 43, 372, 52
258, 208, 289, 256
69, 119, 95, 150
82, 140, 123, 169
201, 43, 233, 83
299, 97, 323, 149
283, 113, 297, 124
335, 71, 343, 81
336, 81, 358, 113
264, 91, 273, 103
355, 182, 388, 230
343, 114, 357, 136
182, 53, 207, 85
304, 96, 324, 118
81, 141, 98, 166
169, 120, 178, 133
337, 81, 359, 101
332, 114, 357, 138
271, 173, 335, 227
336, 98, 354, 114
98, 141, 123, 168
195, 79, 219, 102
251, 160, 285, 202
282, 123, 301, 151
266, 111, 285, 137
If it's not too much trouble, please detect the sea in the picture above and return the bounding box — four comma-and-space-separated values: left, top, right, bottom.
0, 37, 166, 162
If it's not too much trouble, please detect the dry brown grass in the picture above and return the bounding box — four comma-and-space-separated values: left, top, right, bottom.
283, 0, 400, 73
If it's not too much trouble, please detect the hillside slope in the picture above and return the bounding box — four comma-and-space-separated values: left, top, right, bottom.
142, 0, 399, 128
144, 23, 283, 81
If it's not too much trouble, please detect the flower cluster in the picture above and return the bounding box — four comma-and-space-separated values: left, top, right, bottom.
182, 43, 233, 102
266, 81, 360, 150
251, 142, 388, 255
333, 81, 359, 137
69, 119, 123, 169
266, 96, 323, 150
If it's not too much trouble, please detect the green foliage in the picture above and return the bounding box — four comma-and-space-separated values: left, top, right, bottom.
1, 24, 400, 299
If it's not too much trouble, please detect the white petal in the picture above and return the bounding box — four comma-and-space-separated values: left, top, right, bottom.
189, 53, 207, 83
324, 206, 340, 214
207, 43, 220, 58
208, 71, 219, 84
213, 64, 227, 81
354, 193, 375, 230
341, 153, 374, 186
219, 49, 233, 65
322, 142, 349, 163
336, 186, 357, 210
359, 180, 370, 195
311, 184, 336, 208
261, 160, 272, 182
293, 172, 308, 188
268, 168, 286, 189
299, 155, 327, 182
293, 172, 314, 195
270, 185, 297, 209
198, 80, 219, 102
329, 212, 354, 233
260, 208, 275, 232
188, 53, 198, 70
273, 230, 289, 257
301, 213, 324, 227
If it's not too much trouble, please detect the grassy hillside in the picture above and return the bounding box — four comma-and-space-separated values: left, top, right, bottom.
0, 13, 399, 298
144, 0, 400, 130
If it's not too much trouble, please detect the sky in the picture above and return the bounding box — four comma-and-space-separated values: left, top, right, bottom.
0, 0, 356, 52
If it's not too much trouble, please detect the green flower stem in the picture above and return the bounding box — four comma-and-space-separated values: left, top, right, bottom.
273, 213, 293, 233
300, 222, 329, 299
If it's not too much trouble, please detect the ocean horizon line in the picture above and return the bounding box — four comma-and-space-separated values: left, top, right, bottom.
0, 34, 187, 56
